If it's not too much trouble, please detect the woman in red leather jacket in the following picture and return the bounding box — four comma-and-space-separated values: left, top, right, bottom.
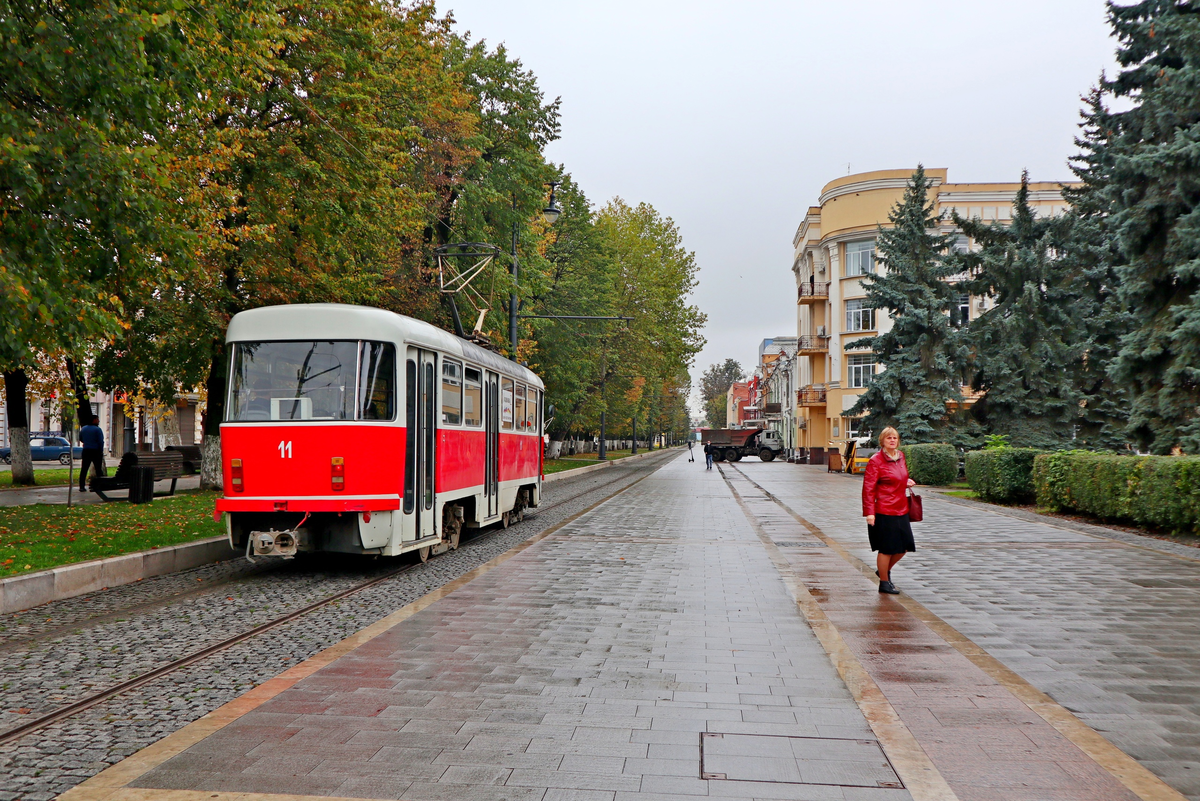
862, 426, 917, 595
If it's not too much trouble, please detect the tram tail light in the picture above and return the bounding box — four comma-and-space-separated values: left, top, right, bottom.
331, 457, 344, 491
230, 459, 244, 492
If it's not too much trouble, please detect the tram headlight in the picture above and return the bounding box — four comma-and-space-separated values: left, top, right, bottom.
231, 459, 244, 492
331, 457, 344, 492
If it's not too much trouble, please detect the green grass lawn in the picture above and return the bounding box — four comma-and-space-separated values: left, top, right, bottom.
0, 468, 78, 489
0, 490, 224, 578
942, 489, 979, 499
543, 448, 669, 475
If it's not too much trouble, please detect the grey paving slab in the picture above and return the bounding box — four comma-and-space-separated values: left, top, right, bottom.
129, 456, 908, 800
737, 460, 1200, 801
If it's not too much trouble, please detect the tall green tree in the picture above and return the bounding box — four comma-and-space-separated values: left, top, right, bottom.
698, 359, 743, 428
0, 0, 194, 483
847, 167, 967, 443
1060, 89, 1134, 450
1082, 1, 1200, 453
956, 175, 1079, 448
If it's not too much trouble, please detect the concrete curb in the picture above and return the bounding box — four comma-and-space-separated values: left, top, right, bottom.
0, 536, 239, 615
543, 447, 680, 483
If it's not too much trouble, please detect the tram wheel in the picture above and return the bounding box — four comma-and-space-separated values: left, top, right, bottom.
418, 546, 431, 563
443, 505, 463, 550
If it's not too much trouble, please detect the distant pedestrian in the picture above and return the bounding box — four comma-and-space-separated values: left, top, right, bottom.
862, 426, 916, 595
78, 416, 105, 491
704, 442, 713, 470
687, 439, 695, 462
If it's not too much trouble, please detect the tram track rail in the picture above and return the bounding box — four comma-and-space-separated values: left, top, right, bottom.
0, 451, 675, 748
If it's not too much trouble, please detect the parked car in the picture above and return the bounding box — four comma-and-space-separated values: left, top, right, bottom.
0, 437, 84, 465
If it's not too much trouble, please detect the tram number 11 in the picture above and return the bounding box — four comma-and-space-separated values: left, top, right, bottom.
278, 441, 293, 458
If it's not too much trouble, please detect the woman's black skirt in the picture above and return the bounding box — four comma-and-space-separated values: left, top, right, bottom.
868, 513, 915, 554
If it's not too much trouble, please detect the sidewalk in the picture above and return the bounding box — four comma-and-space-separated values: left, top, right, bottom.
60, 454, 1165, 801
68, 454, 911, 801
0, 476, 202, 506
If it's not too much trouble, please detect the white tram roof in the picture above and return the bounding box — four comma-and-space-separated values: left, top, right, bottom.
226, 304, 544, 390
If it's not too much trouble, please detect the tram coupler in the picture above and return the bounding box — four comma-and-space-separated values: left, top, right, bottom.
248, 529, 301, 559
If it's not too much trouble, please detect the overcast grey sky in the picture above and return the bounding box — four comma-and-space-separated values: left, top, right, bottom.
440, 1, 1120, 411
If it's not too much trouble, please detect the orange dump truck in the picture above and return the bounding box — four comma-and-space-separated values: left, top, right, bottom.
700, 428, 783, 462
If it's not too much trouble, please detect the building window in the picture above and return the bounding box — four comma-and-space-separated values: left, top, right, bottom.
846, 418, 865, 440
845, 299, 874, 332
950, 294, 971, 328
951, 235, 970, 254
845, 240, 875, 277
848, 354, 876, 388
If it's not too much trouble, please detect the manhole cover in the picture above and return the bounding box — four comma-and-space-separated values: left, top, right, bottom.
700, 733, 902, 789
772, 541, 826, 548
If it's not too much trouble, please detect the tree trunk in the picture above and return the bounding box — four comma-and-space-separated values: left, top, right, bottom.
199, 342, 228, 490
64, 359, 93, 427
3, 369, 33, 485
159, 406, 183, 449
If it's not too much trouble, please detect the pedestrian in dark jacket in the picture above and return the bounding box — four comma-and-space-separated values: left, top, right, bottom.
78, 416, 105, 491
704, 442, 713, 470
861, 426, 916, 595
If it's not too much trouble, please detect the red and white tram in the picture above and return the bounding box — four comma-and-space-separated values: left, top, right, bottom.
213, 304, 543, 560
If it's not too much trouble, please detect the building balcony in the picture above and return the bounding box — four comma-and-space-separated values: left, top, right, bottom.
797, 336, 829, 354
797, 281, 830, 304
797, 387, 827, 407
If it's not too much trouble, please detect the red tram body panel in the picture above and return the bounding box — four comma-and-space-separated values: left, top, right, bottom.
214, 304, 543, 558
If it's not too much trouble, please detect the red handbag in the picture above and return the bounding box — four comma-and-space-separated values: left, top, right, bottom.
907, 489, 923, 523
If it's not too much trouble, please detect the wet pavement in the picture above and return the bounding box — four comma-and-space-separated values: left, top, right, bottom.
57, 455, 1197, 801
732, 460, 1200, 801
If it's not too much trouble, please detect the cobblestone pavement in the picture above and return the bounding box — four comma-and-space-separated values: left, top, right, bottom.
734, 461, 1200, 801
0, 451, 676, 801
122, 455, 910, 801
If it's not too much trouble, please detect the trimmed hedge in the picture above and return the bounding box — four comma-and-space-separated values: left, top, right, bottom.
1033, 451, 1200, 534
900, 443, 957, 486
965, 448, 1041, 504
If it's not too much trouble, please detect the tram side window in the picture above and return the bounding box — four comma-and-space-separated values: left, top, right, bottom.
463, 367, 482, 427
501, 378, 515, 431
441, 360, 463, 425
526, 388, 539, 433
514, 384, 526, 432
358, 342, 396, 420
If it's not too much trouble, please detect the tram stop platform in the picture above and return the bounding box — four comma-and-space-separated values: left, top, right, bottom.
60, 456, 1166, 801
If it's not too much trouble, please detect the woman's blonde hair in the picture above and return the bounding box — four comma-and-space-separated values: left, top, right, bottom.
879, 426, 900, 444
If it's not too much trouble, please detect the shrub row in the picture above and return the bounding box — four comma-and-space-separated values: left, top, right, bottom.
1033, 451, 1200, 534
965, 448, 1041, 504
900, 443, 958, 486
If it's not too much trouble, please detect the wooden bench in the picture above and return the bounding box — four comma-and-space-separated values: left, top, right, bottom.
166, 445, 203, 475
90, 451, 184, 502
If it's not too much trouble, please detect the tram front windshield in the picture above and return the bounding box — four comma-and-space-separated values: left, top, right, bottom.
227, 341, 396, 422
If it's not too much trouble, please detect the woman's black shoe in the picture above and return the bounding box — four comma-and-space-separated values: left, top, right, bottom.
878, 580, 899, 595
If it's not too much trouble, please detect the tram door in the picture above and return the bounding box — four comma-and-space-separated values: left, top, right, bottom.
485, 371, 500, 518
404, 348, 438, 542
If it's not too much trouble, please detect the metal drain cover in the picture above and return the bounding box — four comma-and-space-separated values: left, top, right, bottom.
772, 541, 827, 548
700, 733, 902, 788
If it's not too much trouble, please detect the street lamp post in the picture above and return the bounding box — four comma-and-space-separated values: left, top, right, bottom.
510, 182, 561, 361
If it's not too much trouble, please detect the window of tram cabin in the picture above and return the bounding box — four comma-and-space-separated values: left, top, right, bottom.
227, 340, 395, 422
514, 384, 526, 432
501, 378, 515, 431
441, 360, 463, 425
463, 367, 482, 427
526, 388, 539, 433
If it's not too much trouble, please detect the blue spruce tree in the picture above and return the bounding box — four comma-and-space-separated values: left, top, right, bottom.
846, 166, 969, 443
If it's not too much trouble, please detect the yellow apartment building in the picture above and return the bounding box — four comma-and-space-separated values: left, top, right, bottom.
792, 168, 1069, 465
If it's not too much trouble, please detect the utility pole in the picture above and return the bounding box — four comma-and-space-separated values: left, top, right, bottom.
509, 219, 519, 361
632, 412, 637, 455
